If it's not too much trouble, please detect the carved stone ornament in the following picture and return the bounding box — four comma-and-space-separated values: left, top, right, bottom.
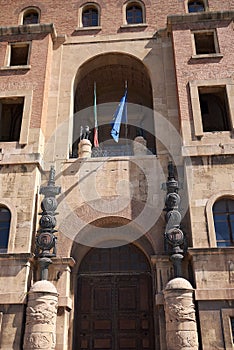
25, 333, 55, 349
26, 299, 57, 326
166, 296, 196, 323
167, 331, 198, 349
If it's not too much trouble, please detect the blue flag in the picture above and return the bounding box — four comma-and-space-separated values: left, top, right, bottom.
111, 90, 127, 143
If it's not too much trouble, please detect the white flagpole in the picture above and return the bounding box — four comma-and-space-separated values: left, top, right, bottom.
125, 80, 128, 152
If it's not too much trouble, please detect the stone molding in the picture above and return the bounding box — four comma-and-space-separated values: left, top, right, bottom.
0, 23, 57, 41
167, 10, 234, 28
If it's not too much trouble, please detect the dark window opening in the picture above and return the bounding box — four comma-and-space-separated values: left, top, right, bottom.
194, 32, 217, 55
213, 198, 234, 247
23, 11, 39, 25
126, 4, 143, 24
230, 317, 234, 342
199, 87, 230, 132
188, 1, 205, 13
0, 207, 11, 253
82, 7, 99, 27
10, 44, 29, 66
0, 98, 24, 142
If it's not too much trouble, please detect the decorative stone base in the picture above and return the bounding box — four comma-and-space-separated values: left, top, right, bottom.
23, 281, 58, 350
163, 278, 199, 350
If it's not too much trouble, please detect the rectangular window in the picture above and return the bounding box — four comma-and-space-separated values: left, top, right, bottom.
0, 97, 24, 142
9, 43, 30, 66
192, 30, 219, 56
198, 86, 230, 132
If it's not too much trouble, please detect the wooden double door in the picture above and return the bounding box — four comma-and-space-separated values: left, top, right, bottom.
74, 246, 155, 350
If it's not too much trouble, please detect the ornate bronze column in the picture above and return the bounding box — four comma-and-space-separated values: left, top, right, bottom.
163, 161, 186, 277
35, 166, 61, 280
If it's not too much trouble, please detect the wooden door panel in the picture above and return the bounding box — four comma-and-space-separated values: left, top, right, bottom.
76, 273, 154, 350
94, 320, 112, 330
119, 337, 137, 348
94, 287, 111, 310
93, 338, 112, 349
119, 319, 136, 330
118, 286, 137, 309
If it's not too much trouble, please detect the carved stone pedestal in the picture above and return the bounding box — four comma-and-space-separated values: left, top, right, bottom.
78, 139, 92, 158
23, 281, 58, 350
163, 278, 199, 350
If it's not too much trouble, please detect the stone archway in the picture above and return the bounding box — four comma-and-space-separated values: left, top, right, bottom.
72, 52, 156, 157
72, 243, 155, 350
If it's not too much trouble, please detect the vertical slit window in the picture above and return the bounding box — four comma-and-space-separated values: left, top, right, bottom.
0, 207, 11, 253
230, 317, 234, 343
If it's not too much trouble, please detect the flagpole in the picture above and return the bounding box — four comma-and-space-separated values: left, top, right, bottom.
93, 81, 99, 147
125, 80, 128, 153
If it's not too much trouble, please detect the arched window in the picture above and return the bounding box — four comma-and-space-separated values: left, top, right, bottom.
126, 3, 143, 24
0, 206, 11, 253
188, 1, 205, 13
82, 6, 99, 27
213, 198, 234, 247
23, 9, 40, 25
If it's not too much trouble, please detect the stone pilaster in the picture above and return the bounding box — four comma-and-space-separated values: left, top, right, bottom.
23, 281, 58, 350
163, 277, 199, 350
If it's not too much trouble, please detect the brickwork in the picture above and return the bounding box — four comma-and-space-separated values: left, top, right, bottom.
0, 0, 232, 36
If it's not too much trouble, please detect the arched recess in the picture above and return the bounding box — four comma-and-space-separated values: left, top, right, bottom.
72, 52, 156, 157
71, 235, 156, 350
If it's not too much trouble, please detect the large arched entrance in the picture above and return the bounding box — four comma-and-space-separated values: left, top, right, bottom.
73, 244, 155, 349
72, 53, 156, 157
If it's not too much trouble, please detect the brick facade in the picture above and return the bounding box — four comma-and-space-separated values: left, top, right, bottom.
0, 1, 233, 349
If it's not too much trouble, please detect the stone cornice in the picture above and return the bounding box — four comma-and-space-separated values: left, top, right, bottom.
0, 252, 34, 261
0, 23, 58, 42
167, 10, 234, 30
188, 247, 234, 256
